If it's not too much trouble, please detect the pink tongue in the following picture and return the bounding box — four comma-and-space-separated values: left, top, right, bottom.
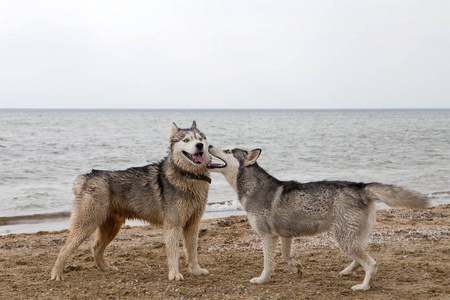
193, 154, 204, 163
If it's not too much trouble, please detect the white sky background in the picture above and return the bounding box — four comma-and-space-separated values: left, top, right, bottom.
1, 1, 449, 109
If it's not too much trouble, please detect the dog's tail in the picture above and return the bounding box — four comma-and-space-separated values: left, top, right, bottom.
365, 183, 432, 209
72, 174, 87, 196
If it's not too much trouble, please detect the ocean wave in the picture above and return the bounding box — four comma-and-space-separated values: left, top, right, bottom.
206, 200, 243, 212
0, 212, 70, 226
427, 191, 450, 199
0, 200, 243, 227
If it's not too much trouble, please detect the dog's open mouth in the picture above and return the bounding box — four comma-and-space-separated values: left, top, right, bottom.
207, 154, 227, 169
183, 151, 205, 164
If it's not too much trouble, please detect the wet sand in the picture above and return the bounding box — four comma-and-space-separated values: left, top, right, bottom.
1, 205, 449, 299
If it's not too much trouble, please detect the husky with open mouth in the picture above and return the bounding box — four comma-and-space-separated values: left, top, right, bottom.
207, 145, 431, 291
51, 121, 211, 282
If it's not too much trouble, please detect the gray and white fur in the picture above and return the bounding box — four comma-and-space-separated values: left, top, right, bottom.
207, 146, 431, 291
51, 121, 211, 282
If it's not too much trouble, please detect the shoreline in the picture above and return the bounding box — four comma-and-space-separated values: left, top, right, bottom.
0, 205, 449, 299
0, 208, 248, 236
1, 196, 449, 236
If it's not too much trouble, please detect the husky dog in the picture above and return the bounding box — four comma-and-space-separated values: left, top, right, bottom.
207, 145, 431, 291
51, 121, 211, 281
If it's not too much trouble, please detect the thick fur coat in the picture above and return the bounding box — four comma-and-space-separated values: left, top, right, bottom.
51, 121, 211, 281
207, 146, 431, 291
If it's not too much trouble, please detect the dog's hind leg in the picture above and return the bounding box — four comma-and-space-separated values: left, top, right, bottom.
280, 237, 302, 275
346, 248, 377, 291
183, 215, 209, 276
51, 188, 110, 281
250, 235, 278, 284
339, 260, 360, 276
335, 203, 377, 291
50, 214, 100, 281
92, 216, 124, 272
336, 235, 377, 290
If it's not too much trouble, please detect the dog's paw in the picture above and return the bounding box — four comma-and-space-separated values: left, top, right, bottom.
292, 267, 302, 277
339, 270, 355, 277
168, 272, 184, 281
351, 283, 370, 291
50, 272, 63, 281
289, 262, 302, 275
189, 267, 210, 276
104, 265, 119, 272
250, 276, 268, 284
98, 263, 119, 272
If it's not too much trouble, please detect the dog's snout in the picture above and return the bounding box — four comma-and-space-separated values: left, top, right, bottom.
196, 143, 204, 150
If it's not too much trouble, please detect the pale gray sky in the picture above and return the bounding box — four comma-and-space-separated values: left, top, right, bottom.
1, 1, 449, 109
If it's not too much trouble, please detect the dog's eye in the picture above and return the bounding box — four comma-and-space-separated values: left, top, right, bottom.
224, 149, 231, 154
198, 138, 203, 141
183, 139, 189, 143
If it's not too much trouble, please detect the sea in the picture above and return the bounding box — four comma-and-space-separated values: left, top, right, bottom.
1, 109, 449, 235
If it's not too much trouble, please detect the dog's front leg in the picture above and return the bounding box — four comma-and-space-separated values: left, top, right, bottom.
164, 223, 184, 281
182, 217, 209, 276
281, 237, 302, 275
250, 235, 278, 284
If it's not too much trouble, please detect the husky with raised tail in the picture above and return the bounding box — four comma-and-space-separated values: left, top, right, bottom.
51, 121, 211, 282
207, 145, 431, 291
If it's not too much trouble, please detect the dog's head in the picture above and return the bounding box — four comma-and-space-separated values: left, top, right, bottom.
170, 121, 211, 174
207, 145, 261, 190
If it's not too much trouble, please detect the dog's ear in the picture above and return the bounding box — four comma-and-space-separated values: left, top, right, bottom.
172, 122, 179, 135
191, 120, 197, 130
245, 149, 261, 166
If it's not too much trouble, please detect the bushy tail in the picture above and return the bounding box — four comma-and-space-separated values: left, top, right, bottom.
72, 174, 87, 196
365, 183, 432, 209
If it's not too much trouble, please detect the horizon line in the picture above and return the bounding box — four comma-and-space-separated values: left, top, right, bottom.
1, 107, 449, 111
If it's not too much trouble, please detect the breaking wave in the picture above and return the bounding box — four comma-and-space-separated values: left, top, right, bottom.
0, 200, 243, 228
0, 212, 70, 226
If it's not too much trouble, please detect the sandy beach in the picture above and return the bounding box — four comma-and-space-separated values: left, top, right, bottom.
1, 205, 449, 299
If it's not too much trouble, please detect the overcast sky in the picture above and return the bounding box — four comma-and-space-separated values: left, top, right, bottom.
1, 1, 449, 109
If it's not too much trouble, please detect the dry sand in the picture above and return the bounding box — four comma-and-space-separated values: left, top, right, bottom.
1, 205, 449, 299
